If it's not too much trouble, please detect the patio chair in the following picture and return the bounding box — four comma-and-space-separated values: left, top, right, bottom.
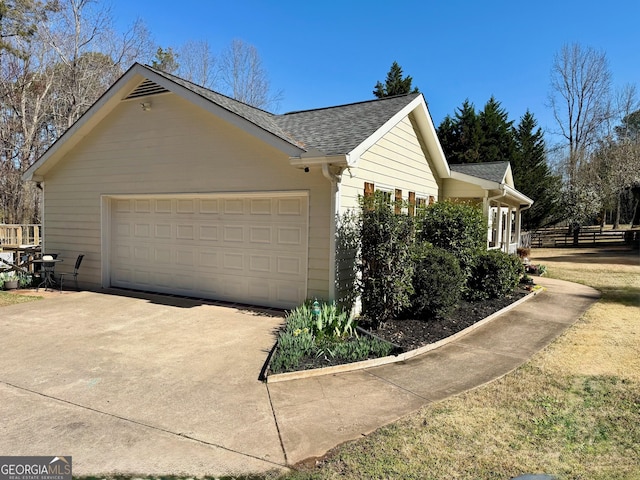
59, 254, 84, 292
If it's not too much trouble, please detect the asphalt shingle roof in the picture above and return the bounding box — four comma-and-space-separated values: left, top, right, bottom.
145, 65, 420, 156
274, 94, 421, 155
449, 161, 509, 184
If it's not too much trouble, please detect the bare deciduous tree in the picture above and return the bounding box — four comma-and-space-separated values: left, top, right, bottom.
177, 39, 216, 89
218, 38, 281, 110
549, 43, 612, 182
595, 85, 640, 227
0, 0, 153, 223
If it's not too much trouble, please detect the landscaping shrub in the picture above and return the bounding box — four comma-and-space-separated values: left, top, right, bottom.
466, 250, 524, 301
316, 336, 394, 363
335, 210, 361, 313
269, 301, 395, 374
410, 245, 465, 319
359, 192, 414, 326
311, 301, 355, 340
416, 200, 486, 278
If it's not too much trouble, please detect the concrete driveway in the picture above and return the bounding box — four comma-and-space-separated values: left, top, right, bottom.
0, 290, 287, 477
0, 278, 600, 477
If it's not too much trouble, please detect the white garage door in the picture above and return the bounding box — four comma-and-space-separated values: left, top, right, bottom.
109, 193, 308, 309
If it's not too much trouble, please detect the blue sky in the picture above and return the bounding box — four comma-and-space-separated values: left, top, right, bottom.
111, 0, 638, 146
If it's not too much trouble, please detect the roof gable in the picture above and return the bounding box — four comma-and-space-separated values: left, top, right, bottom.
25, 63, 449, 181
449, 162, 511, 184
449, 161, 532, 206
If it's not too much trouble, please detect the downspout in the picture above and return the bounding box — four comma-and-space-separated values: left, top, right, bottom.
322, 163, 343, 301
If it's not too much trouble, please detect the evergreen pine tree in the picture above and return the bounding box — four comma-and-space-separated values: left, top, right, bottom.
513, 111, 562, 229
437, 100, 481, 164
151, 47, 179, 73
478, 96, 515, 163
373, 61, 419, 98
456, 100, 482, 163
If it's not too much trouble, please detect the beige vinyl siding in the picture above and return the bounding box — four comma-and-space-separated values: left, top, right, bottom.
340, 115, 440, 212
42, 92, 331, 301
442, 178, 486, 200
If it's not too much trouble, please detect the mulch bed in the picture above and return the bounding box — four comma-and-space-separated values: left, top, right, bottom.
360, 287, 530, 351
278, 287, 532, 373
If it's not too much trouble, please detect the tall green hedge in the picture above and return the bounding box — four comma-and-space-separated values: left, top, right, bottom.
416, 200, 486, 278
359, 192, 414, 326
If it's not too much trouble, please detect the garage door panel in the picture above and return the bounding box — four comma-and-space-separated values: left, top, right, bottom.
249, 255, 271, 273
133, 245, 151, 261
250, 198, 272, 215
154, 224, 172, 239
200, 199, 219, 214
135, 199, 151, 213
222, 252, 244, 271
111, 194, 308, 308
199, 250, 218, 267
277, 197, 303, 215
223, 199, 244, 215
277, 256, 302, 276
199, 225, 219, 241
223, 225, 244, 243
250, 226, 272, 244
277, 226, 303, 246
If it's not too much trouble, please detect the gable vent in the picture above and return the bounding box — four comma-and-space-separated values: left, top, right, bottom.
125, 79, 169, 99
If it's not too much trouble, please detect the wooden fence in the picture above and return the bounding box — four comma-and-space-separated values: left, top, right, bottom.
0, 224, 41, 247
529, 226, 640, 248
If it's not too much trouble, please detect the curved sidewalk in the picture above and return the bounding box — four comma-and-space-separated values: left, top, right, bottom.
267, 276, 601, 465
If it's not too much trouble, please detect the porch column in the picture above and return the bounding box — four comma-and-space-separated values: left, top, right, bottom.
506, 206, 513, 253
496, 201, 503, 250
515, 206, 522, 249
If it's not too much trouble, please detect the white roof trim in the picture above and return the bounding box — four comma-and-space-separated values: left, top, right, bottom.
450, 170, 533, 207
346, 95, 450, 178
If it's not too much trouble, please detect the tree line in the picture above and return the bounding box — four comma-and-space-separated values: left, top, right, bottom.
373, 52, 640, 230
0, 0, 279, 225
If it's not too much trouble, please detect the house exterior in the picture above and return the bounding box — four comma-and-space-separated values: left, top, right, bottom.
24, 63, 532, 309
445, 162, 533, 254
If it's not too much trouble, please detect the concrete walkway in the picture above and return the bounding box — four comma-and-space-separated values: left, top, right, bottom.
0, 277, 600, 477
267, 276, 601, 465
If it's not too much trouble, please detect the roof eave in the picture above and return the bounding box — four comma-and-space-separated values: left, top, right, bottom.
504, 184, 534, 206
289, 154, 348, 168
450, 170, 533, 206
450, 170, 498, 190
